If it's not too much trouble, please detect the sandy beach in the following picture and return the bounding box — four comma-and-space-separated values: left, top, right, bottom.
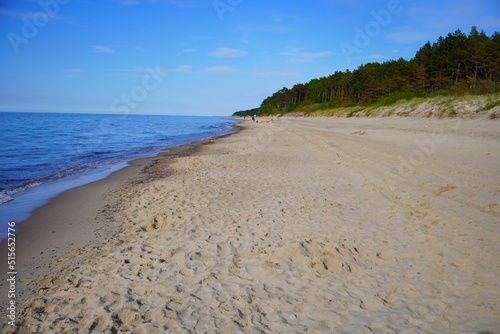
1, 116, 499, 333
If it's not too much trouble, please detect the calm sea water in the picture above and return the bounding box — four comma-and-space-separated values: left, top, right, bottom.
0, 112, 239, 238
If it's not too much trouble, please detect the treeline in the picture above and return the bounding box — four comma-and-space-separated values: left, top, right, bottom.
232, 108, 260, 118
234, 27, 500, 116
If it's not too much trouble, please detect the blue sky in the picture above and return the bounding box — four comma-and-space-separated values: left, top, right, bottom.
0, 0, 499, 116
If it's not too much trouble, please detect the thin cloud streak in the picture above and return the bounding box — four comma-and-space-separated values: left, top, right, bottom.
92, 45, 115, 53
210, 47, 247, 58
280, 50, 334, 63
203, 66, 237, 73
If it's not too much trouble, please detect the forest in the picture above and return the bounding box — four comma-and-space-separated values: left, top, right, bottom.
233, 27, 500, 117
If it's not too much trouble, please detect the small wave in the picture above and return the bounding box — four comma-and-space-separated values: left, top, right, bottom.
0, 180, 43, 204
0, 192, 13, 205
91, 151, 113, 156
0, 162, 113, 204
50, 160, 117, 180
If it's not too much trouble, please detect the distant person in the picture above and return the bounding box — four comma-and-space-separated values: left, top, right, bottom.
252, 115, 255, 123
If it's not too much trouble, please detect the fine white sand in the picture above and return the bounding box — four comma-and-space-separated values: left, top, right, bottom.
2, 117, 499, 333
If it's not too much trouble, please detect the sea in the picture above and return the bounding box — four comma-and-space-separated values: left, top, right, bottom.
0, 112, 240, 240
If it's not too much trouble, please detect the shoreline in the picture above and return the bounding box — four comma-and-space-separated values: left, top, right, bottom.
0, 114, 241, 236
0, 161, 129, 232
2, 117, 499, 333
0, 125, 243, 315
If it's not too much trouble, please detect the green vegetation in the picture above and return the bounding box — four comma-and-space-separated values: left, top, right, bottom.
480, 99, 500, 111
234, 27, 500, 117
305, 92, 500, 118
232, 107, 260, 117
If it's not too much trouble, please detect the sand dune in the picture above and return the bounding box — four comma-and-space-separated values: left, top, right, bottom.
3, 117, 499, 333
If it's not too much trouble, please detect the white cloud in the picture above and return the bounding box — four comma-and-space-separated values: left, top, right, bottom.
0, 8, 24, 18
174, 65, 192, 73
118, 0, 141, 5
251, 70, 299, 77
210, 47, 246, 58
280, 50, 333, 63
203, 66, 237, 73
116, 0, 204, 8
237, 23, 295, 34
62, 68, 83, 80
354, 54, 388, 60
92, 45, 114, 53
137, 65, 167, 72
177, 48, 197, 56
386, 30, 428, 44
270, 13, 300, 23
0, 8, 77, 26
